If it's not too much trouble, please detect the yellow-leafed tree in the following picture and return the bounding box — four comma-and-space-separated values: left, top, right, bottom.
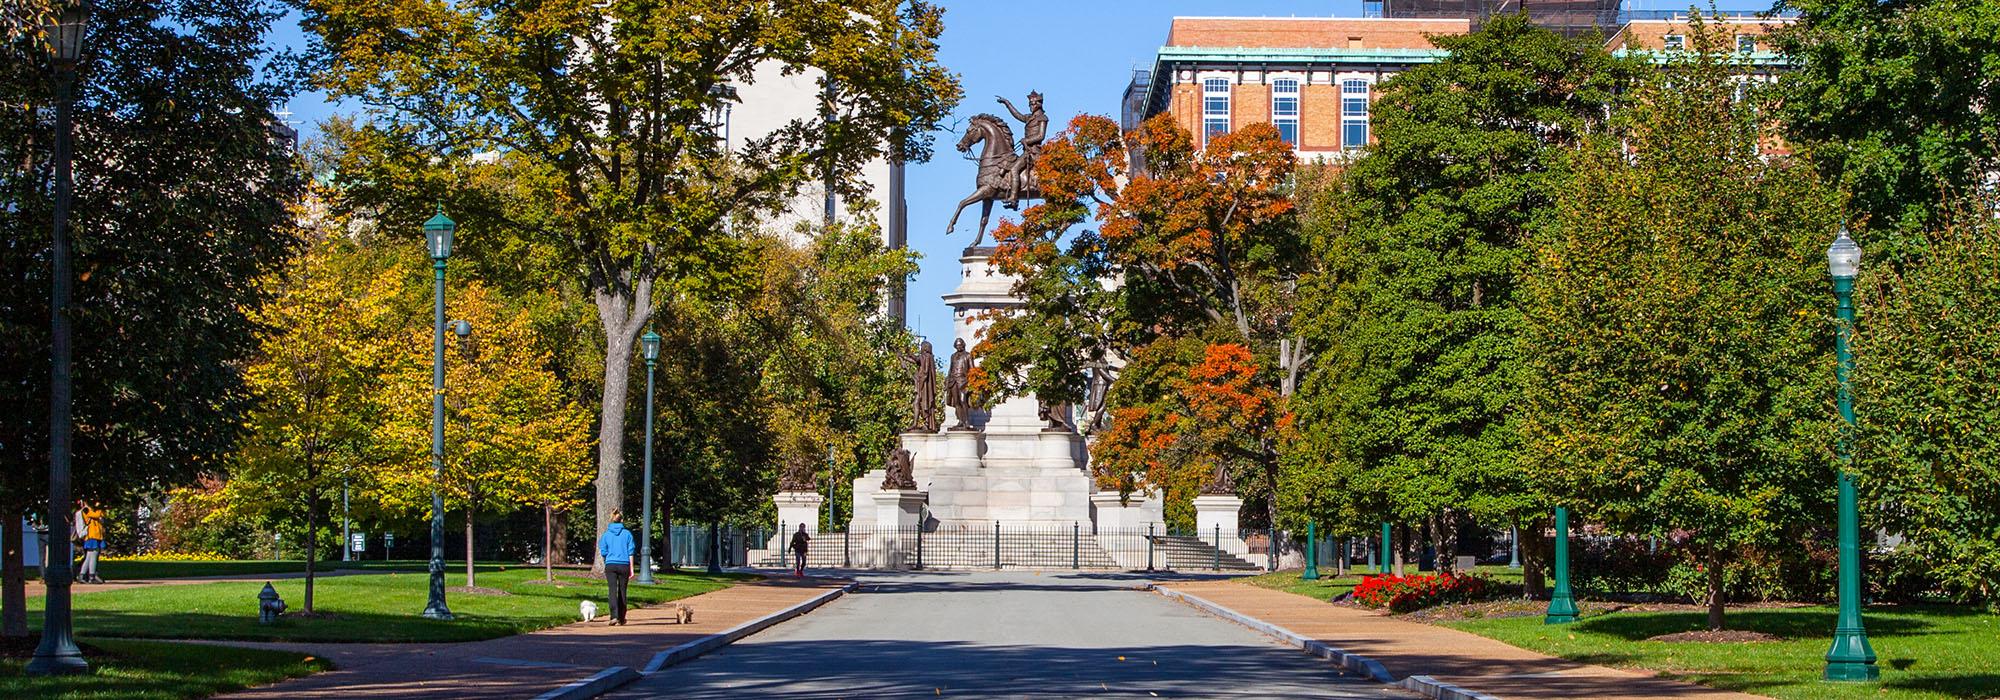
375, 284, 590, 589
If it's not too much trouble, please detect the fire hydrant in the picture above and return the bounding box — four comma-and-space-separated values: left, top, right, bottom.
258, 582, 286, 624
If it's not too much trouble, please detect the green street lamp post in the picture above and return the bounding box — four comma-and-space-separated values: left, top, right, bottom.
421, 208, 458, 621
1380, 521, 1392, 574
1303, 521, 1319, 580
28, 1, 94, 677
1823, 229, 1878, 681
1545, 507, 1579, 624
637, 330, 661, 585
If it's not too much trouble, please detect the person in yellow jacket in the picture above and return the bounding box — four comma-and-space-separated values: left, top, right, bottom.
74, 500, 105, 584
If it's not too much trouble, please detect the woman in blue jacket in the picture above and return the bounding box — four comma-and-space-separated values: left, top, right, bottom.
597, 509, 635, 625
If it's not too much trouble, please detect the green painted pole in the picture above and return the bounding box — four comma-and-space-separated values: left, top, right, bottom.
1545, 507, 1579, 624
1824, 232, 1878, 681
1303, 522, 1319, 580
1380, 521, 1392, 574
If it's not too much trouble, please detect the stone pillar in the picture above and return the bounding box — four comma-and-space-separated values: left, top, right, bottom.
1091, 491, 1165, 571
926, 429, 986, 525
872, 490, 927, 569
1193, 494, 1248, 556
1036, 429, 1081, 471
771, 491, 824, 551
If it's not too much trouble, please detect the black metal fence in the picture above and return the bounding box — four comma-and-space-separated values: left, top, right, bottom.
757, 522, 1300, 572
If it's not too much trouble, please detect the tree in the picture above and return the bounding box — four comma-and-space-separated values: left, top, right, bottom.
1290, 13, 1639, 572
1517, 25, 1842, 630
0, 0, 301, 635
297, 0, 961, 567
1850, 196, 2000, 604
223, 236, 412, 614
375, 284, 591, 589
1773, 0, 2000, 238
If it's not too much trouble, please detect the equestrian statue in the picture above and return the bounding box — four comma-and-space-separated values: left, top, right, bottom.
945, 91, 1048, 247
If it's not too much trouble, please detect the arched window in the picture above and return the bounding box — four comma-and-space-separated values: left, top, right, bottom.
1271, 79, 1300, 145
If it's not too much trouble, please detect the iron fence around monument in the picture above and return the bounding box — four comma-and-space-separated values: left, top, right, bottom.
759, 521, 1298, 572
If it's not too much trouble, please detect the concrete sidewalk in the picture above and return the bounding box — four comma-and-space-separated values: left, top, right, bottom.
1159, 580, 1767, 700
211, 575, 845, 699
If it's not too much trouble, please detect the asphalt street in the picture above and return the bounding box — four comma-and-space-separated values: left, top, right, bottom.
612, 570, 1408, 699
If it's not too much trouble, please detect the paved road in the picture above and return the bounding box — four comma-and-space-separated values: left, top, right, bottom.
614, 570, 1407, 699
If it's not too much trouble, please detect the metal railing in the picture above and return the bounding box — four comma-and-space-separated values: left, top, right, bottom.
759, 521, 1293, 572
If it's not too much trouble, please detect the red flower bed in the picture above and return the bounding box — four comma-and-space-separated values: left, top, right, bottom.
1353, 572, 1496, 613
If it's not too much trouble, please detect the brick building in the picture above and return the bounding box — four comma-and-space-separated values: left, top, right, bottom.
1126, 9, 1791, 160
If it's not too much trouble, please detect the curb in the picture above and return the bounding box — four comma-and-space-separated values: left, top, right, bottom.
532, 666, 640, 700
1149, 585, 1501, 700
641, 581, 857, 674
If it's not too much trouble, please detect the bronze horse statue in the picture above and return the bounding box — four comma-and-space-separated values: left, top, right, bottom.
945, 113, 1040, 247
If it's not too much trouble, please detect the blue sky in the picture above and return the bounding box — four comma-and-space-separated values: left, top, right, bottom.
271, 0, 1771, 345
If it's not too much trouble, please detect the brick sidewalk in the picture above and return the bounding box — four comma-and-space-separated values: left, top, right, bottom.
1159, 580, 1767, 700
209, 575, 844, 699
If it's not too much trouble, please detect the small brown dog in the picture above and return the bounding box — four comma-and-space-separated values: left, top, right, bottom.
667, 604, 695, 624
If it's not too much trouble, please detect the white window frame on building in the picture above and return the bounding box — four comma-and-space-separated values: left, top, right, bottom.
1271, 78, 1301, 146
1340, 78, 1370, 150
1664, 34, 1685, 51
1203, 77, 1231, 142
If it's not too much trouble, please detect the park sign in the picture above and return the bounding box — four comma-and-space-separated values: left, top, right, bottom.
350, 532, 366, 553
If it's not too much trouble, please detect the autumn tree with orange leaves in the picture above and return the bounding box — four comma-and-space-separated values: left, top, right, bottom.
976, 114, 1307, 530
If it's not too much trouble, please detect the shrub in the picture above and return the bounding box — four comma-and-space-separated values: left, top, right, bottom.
1354, 572, 1498, 613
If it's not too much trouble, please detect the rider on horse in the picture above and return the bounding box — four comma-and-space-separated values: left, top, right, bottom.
997, 92, 1046, 209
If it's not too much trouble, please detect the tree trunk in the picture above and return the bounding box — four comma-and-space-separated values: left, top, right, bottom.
464, 507, 476, 589
1523, 518, 1547, 599
591, 279, 652, 572
2, 504, 25, 636
551, 507, 570, 566
544, 503, 554, 582
1437, 511, 1460, 573
1706, 551, 1728, 631
303, 491, 319, 614
1393, 523, 1407, 576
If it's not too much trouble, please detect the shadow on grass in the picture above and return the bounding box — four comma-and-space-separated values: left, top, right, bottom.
1572, 606, 1941, 641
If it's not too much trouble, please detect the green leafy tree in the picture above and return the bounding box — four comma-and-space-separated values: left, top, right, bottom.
376, 283, 592, 589
223, 236, 411, 613
0, 0, 301, 635
1518, 27, 1842, 630
297, 0, 962, 567
1851, 197, 2000, 603
1773, 0, 2000, 239
1292, 13, 1640, 572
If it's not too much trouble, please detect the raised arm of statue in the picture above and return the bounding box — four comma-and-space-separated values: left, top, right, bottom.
996, 95, 1029, 124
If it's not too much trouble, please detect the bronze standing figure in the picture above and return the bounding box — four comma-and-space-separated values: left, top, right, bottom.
902, 340, 941, 433
944, 338, 975, 430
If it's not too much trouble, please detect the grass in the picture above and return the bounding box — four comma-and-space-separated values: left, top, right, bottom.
1440, 603, 2000, 699
1, 636, 329, 700
30, 567, 752, 643
1244, 564, 1527, 602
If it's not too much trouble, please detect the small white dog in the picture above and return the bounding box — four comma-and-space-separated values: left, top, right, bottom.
579, 600, 598, 623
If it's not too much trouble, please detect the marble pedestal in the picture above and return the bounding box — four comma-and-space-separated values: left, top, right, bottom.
1091, 491, 1166, 570
770, 491, 824, 550
1193, 494, 1248, 556
868, 490, 927, 569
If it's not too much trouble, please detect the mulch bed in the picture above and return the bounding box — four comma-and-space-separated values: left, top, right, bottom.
1647, 629, 1784, 643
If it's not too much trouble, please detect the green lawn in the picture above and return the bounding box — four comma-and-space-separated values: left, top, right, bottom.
32, 559, 527, 581
1, 637, 329, 700
32, 568, 750, 643
1442, 604, 2000, 699
1245, 564, 1527, 602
